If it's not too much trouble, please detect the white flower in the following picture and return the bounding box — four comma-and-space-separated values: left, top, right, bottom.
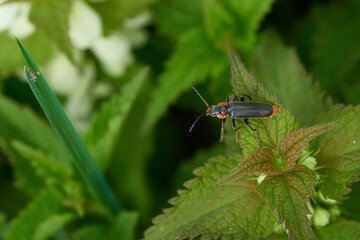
43, 53, 80, 95
0, 1, 35, 38
91, 33, 133, 77
68, 0, 151, 77
313, 207, 330, 227
301, 155, 317, 169
0, 2, 18, 31
257, 174, 266, 184
122, 11, 151, 47
68, 0, 102, 50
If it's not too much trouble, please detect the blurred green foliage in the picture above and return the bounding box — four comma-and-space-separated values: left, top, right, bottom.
0, 0, 359, 239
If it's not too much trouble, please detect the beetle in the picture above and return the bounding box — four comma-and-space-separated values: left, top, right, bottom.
189, 84, 280, 145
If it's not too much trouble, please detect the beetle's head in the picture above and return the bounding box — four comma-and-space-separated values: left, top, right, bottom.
208, 105, 221, 117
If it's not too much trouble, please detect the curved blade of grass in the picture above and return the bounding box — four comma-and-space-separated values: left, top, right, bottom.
17, 38, 121, 214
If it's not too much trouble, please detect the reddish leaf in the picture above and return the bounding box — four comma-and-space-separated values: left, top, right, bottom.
217, 148, 278, 186
279, 122, 339, 170
258, 165, 317, 240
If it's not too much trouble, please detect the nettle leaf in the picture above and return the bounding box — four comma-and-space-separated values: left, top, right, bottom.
218, 122, 337, 185
0, 139, 45, 193
203, 0, 234, 41
258, 165, 317, 240
230, 53, 299, 156
30, 0, 74, 62
278, 122, 339, 170
144, 154, 276, 240
203, 0, 275, 50
0, 94, 67, 163
153, 0, 202, 38
319, 151, 360, 200
251, 31, 332, 125
315, 220, 360, 240
142, 28, 228, 132
33, 213, 75, 240
174, 144, 226, 189
11, 141, 70, 184
315, 105, 360, 200
84, 67, 148, 171
217, 148, 277, 186
9, 141, 86, 215
8, 188, 73, 240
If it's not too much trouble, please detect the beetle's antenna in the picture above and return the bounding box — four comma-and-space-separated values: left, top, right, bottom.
191, 84, 210, 108
189, 114, 205, 132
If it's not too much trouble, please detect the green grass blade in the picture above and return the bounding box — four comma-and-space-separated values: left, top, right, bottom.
17, 38, 121, 214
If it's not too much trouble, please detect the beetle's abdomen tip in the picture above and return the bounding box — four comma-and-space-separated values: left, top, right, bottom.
272, 106, 281, 117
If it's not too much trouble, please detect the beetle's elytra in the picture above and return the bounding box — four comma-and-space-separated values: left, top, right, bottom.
190, 84, 280, 145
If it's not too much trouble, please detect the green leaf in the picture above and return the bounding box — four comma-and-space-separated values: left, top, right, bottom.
108, 81, 154, 216
0, 212, 9, 238
297, 0, 360, 103
110, 211, 139, 240
0, 95, 69, 162
72, 225, 108, 240
315, 220, 360, 240
92, 0, 156, 32
251, 31, 332, 125
7, 188, 71, 240
319, 151, 360, 200
0, 31, 53, 78
153, 0, 202, 38
278, 122, 339, 170
0, 139, 45, 193
11, 141, 70, 184
315, 105, 360, 200
6, 141, 85, 215
142, 28, 228, 132
173, 144, 226, 189
18, 40, 120, 214
217, 148, 277, 186
71, 211, 138, 240
0, 93, 70, 193
144, 154, 276, 240
341, 182, 360, 222
83, 67, 148, 171
29, 0, 74, 62
229, 52, 299, 156
203, 0, 234, 41
203, 0, 275, 50
217, 122, 338, 186
258, 165, 317, 240
33, 213, 75, 240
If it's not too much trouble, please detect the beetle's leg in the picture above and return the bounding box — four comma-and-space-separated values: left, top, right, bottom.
232, 119, 237, 130
232, 119, 241, 144
244, 119, 261, 146
244, 119, 255, 131
220, 118, 226, 142
240, 95, 252, 102
231, 94, 237, 102
226, 96, 229, 105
